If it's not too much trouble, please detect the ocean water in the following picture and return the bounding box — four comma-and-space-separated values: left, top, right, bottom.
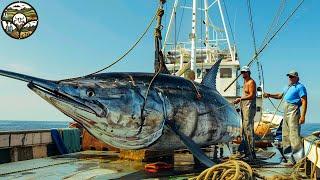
301, 123, 320, 137
0, 120, 70, 131
0, 120, 319, 137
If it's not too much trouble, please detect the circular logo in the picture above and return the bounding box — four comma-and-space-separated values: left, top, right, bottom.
1, 1, 38, 39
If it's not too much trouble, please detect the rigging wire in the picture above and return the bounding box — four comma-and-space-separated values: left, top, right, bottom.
261, 0, 287, 49
261, 62, 284, 113
260, 85, 291, 139
267, 98, 285, 114
177, 0, 186, 41
246, 0, 264, 89
223, 0, 305, 92
164, 2, 168, 36
246, 0, 257, 53
222, 0, 236, 44
174, 3, 177, 74
233, 8, 238, 49
246, 0, 288, 119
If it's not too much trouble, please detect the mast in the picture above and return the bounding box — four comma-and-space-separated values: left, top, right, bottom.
217, 0, 235, 62
204, 0, 210, 63
162, 0, 179, 52
190, 0, 197, 72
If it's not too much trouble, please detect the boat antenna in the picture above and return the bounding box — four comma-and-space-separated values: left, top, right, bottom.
261, 0, 287, 50
223, 0, 305, 92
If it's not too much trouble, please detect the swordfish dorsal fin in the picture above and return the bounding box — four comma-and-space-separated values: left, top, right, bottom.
201, 58, 223, 89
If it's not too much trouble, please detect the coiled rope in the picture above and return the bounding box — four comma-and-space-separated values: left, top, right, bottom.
189, 159, 254, 180
189, 139, 315, 180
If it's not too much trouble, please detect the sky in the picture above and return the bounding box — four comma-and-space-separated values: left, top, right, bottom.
0, 0, 319, 123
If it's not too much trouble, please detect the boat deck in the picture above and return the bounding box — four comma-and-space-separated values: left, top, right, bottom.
0, 146, 310, 179
0, 150, 201, 179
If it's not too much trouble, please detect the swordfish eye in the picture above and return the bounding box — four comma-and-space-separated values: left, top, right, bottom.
86, 89, 95, 97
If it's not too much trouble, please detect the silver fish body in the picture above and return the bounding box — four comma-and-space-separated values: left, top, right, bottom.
0, 70, 241, 150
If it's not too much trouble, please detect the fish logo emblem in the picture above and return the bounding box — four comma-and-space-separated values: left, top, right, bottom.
1, 1, 38, 39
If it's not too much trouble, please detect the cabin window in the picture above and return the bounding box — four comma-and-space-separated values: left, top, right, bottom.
220, 68, 232, 78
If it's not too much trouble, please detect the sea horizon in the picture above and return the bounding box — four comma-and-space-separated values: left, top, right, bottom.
0, 119, 318, 124
0, 120, 319, 137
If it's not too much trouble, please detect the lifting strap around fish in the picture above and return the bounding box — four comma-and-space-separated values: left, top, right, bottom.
201, 58, 223, 89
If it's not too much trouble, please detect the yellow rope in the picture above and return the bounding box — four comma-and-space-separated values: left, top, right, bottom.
189, 159, 254, 180
190, 137, 320, 179
310, 141, 320, 179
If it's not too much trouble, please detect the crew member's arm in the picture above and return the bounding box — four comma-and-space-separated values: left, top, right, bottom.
299, 96, 307, 124
263, 92, 283, 99
233, 80, 256, 104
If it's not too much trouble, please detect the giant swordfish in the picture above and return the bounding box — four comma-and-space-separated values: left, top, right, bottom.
0, 59, 240, 166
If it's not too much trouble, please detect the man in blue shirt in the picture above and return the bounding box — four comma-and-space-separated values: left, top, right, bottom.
264, 70, 307, 165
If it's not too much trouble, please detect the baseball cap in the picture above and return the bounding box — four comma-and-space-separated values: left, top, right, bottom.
286, 70, 299, 77
240, 66, 250, 72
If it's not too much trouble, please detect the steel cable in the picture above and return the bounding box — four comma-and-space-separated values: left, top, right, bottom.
223, 0, 305, 92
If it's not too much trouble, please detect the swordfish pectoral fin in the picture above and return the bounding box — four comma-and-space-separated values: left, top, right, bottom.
165, 120, 216, 167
